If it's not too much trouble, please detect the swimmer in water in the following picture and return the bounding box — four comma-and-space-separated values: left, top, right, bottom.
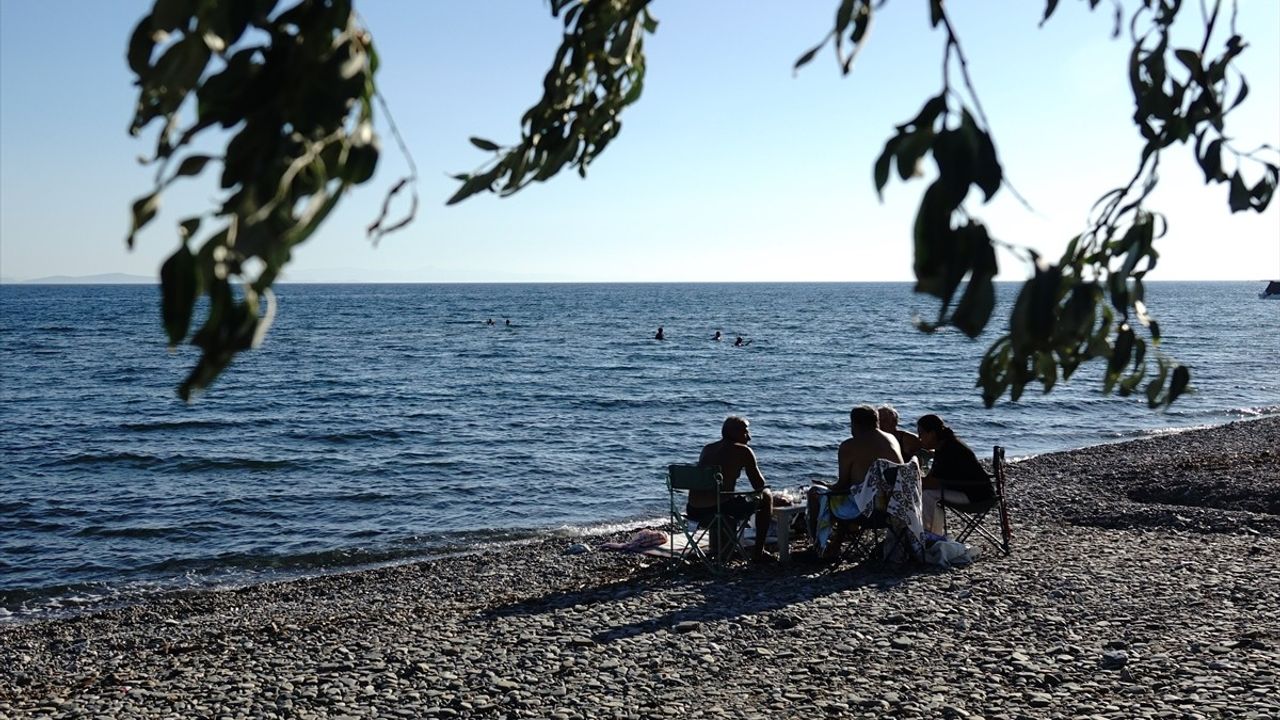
713, 330, 722, 341
655, 326, 665, 341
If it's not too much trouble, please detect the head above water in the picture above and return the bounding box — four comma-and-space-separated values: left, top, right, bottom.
721, 415, 750, 442
849, 405, 879, 433
877, 404, 900, 430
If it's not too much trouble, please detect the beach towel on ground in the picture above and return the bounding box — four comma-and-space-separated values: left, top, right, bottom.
600, 529, 669, 552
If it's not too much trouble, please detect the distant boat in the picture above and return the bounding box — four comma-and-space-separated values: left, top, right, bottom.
1262, 281, 1280, 299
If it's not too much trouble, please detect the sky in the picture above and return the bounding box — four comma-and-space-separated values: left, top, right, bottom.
1, 1, 1277, 283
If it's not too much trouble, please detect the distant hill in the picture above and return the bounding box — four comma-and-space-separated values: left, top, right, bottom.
18, 273, 155, 285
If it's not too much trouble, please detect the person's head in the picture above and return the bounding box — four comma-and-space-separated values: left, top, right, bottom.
849, 405, 879, 434
877, 404, 900, 431
721, 415, 751, 443
916, 413, 951, 449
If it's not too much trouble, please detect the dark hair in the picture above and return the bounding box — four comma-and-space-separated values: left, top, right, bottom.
850, 405, 879, 431
721, 415, 748, 439
917, 413, 955, 441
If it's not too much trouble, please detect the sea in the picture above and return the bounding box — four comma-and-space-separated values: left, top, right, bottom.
1, 281, 1277, 621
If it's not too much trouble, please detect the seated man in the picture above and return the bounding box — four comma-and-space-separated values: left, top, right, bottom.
690, 415, 775, 562
807, 405, 903, 558
878, 404, 922, 463
916, 414, 994, 534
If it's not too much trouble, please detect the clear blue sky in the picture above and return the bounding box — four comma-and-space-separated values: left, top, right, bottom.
1, 1, 1277, 282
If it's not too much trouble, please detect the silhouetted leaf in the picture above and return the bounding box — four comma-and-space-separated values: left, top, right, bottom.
175, 154, 213, 178
793, 43, 823, 72
1041, 0, 1060, 26
1228, 172, 1251, 212
469, 137, 500, 152
873, 134, 903, 200
1167, 364, 1191, 405
160, 243, 199, 347
127, 192, 161, 248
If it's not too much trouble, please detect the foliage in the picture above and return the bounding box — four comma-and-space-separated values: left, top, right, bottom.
128, 0, 1276, 407
127, 0, 414, 400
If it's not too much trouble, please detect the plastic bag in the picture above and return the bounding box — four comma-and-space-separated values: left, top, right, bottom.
925, 538, 973, 567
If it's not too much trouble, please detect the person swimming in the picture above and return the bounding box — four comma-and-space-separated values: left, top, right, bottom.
655, 326, 665, 341
734, 335, 751, 347
713, 330, 722, 341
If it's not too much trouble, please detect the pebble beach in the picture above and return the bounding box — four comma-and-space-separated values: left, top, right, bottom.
2, 417, 1278, 719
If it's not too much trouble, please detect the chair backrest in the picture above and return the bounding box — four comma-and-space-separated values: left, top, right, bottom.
992, 446, 1007, 497
668, 464, 722, 492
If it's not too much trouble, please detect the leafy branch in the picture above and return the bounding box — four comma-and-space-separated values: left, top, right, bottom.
796, 0, 1276, 408
445, 0, 658, 205
127, 0, 415, 400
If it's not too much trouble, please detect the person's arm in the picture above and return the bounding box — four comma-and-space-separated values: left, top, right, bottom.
742, 446, 767, 493
832, 441, 855, 493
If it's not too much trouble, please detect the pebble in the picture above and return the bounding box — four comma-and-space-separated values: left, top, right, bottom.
1, 417, 1277, 718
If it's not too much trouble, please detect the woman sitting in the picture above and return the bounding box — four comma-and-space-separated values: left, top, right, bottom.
916, 414, 993, 535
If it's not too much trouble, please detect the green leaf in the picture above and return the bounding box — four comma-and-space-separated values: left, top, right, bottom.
952, 240, 997, 338
1108, 323, 1135, 378
160, 243, 200, 347
835, 0, 855, 33
1167, 365, 1191, 405
912, 182, 954, 299
1229, 76, 1249, 110
972, 124, 1002, 201
127, 17, 156, 75
175, 154, 213, 178
793, 43, 823, 72
1174, 48, 1202, 77
1228, 172, 1251, 212
1040, 0, 1060, 26
873, 134, 902, 200
469, 137, 501, 152
127, 192, 161, 248
896, 129, 933, 181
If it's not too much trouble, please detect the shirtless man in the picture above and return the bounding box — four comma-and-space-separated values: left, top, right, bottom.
808, 405, 903, 557
691, 415, 775, 562
878, 404, 921, 462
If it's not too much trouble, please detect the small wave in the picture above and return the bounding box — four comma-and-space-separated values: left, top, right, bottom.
74, 525, 193, 540
289, 428, 411, 444
119, 419, 232, 432
172, 457, 301, 472
49, 451, 166, 468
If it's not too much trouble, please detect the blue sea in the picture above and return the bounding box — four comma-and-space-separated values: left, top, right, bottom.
1, 282, 1277, 619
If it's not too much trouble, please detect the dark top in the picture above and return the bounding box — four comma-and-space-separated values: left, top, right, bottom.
932, 435, 993, 501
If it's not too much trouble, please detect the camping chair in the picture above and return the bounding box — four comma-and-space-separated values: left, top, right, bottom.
666, 464, 758, 572
835, 509, 918, 566
939, 445, 1013, 556
819, 464, 919, 567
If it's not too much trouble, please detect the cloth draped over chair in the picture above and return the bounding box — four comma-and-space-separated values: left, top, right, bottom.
814, 458, 925, 560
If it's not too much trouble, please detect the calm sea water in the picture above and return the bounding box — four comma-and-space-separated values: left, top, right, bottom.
1, 282, 1277, 619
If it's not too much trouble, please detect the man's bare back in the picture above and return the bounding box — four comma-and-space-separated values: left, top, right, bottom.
691, 439, 764, 507
835, 428, 902, 492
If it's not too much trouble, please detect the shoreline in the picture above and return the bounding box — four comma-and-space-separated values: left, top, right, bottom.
2, 417, 1277, 718
6, 412, 1277, 625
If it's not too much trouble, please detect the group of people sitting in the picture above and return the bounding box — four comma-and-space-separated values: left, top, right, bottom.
686, 406, 993, 562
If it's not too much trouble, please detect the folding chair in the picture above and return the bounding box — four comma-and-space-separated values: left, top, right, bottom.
666, 464, 758, 572
939, 445, 1013, 556
836, 510, 918, 566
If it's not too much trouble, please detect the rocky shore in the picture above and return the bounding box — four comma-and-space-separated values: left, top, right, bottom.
2, 417, 1278, 719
